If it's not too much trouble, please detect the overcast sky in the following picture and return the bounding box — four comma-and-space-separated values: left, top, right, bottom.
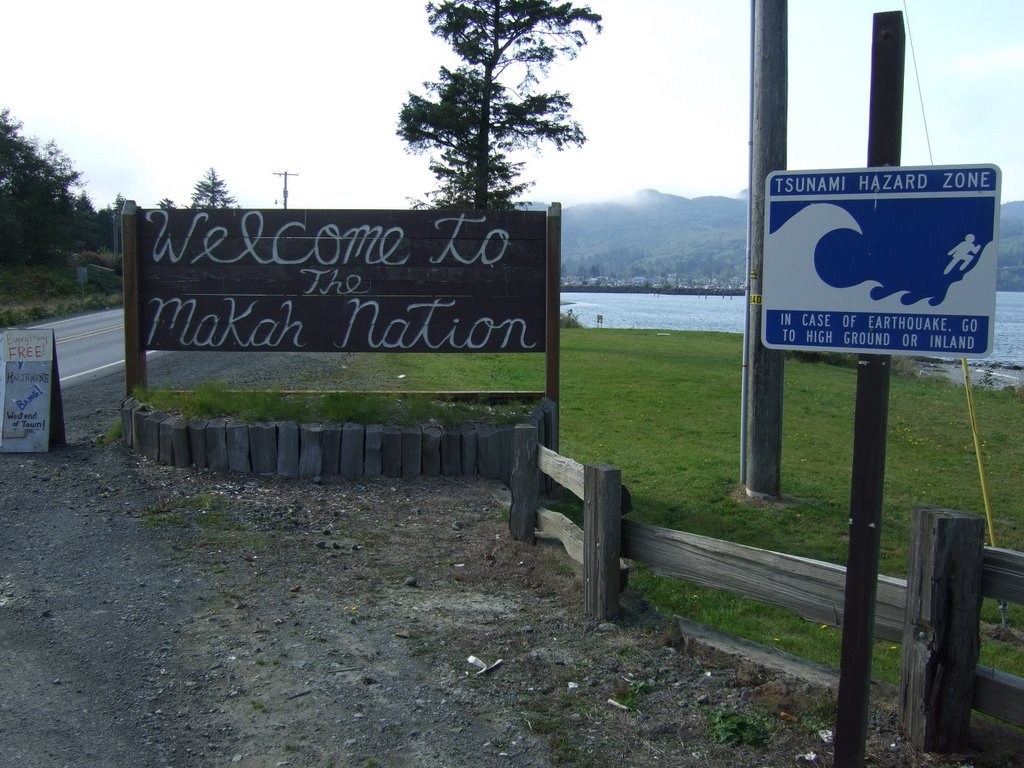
7, 0, 1024, 210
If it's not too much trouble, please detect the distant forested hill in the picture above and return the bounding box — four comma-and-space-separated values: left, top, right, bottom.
561, 189, 1024, 291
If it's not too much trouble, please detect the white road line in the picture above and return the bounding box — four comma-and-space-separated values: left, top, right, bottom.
60, 360, 125, 383
59, 350, 159, 384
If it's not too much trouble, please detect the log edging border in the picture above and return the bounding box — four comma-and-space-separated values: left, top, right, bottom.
120, 396, 557, 484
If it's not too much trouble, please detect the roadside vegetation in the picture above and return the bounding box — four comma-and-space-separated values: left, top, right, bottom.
137, 380, 537, 429
0, 254, 123, 327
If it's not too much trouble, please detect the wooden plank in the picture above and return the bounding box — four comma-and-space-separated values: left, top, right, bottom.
276, 421, 299, 478
421, 426, 441, 477
142, 411, 165, 461
321, 423, 342, 476
401, 427, 421, 479
205, 418, 228, 472
498, 424, 514, 486
341, 422, 364, 478
226, 421, 251, 473
441, 428, 462, 476
170, 417, 191, 468
299, 423, 323, 478
120, 398, 139, 447
205, 418, 228, 471
364, 424, 383, 477
982, 547, 1024, 606
382, 426, 402, 478
621, 519, 908, 642
676, 616, 844, 692
972, 665, 1024, 728
132, 408, 148, 454
539, 445, 584, 500
249, 422, 277, 475
157, 416, 174, 465
460, 424, 478, 476
477, 424, 499, 479
188, 419, 208, 469
899, 508, 984, 752
537, 507, 584, 565
489, 488, 627, 588
584, 464, 621, 620
509, 425, 538, 543
541, 397, 558, 453
533, 405, 547, 447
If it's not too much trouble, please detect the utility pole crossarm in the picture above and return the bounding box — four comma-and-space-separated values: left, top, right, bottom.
273, 170, 299, 210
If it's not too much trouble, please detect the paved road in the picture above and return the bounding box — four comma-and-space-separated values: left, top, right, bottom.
27, 309, 165, 389
26, 308, 124, 387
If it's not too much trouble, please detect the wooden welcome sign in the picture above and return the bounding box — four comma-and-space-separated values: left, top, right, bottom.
121, 204, 561, 397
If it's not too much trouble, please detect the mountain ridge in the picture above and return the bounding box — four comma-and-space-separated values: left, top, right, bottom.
560, 189, 1024, 290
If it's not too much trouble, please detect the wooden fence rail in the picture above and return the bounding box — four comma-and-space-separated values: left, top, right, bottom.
507, 424, 1024, 743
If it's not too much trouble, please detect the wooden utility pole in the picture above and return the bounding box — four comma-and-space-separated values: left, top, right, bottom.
274, 170, 298, 209
745, 0, 787, 498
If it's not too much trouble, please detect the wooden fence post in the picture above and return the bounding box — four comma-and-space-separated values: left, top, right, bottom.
509, 424, 538, 542
899, 506, 984, 753
584, 463, 621, 620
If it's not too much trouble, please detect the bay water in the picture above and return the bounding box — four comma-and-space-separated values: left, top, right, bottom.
561, 291, 1024, 369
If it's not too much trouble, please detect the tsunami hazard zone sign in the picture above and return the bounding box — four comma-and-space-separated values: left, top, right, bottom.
762, 164, 1000, 357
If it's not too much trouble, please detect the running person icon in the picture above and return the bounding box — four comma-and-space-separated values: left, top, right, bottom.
945, 233, 981, 275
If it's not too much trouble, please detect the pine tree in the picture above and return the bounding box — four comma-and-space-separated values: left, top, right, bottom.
190, 167, 236, 209
398, 0, 601, 210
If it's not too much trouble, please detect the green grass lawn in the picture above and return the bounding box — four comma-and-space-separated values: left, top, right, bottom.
552, 328, 1023, 683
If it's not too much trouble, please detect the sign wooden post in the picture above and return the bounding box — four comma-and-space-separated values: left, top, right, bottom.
833, 12, 904, 768
1, 328, 66, 452
121, 200, 146, 395
545, 202, 562, 412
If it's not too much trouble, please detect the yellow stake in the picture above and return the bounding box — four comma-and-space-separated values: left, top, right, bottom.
961, 358, 997, 547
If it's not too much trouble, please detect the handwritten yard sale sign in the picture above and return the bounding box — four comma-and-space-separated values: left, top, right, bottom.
1, 328, 65, 452
134, 208, 548, 354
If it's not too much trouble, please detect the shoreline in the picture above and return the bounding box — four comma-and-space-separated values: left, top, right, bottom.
915, 357, 1024, 389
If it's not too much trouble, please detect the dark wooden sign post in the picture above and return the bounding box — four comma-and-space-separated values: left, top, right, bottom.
833, 12, 905, 767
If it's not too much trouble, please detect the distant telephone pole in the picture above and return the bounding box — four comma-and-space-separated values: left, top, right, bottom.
273, 170, 298, 209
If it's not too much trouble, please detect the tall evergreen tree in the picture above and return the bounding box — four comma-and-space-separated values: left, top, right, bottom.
71, 191, 101, 251
189, 167, 236, 209
398, 0, 601, 210
95, 194, 127, 254
0, 108, 82, 263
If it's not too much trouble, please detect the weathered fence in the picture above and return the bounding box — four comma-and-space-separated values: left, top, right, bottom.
506, 423, 1024, 750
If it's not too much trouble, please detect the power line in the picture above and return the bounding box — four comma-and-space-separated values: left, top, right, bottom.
902, 0, 934, 163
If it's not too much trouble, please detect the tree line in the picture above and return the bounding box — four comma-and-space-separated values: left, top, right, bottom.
0, 109, 238, 265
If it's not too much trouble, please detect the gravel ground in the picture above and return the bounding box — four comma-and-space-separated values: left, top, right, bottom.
2, 351, 1022, 768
